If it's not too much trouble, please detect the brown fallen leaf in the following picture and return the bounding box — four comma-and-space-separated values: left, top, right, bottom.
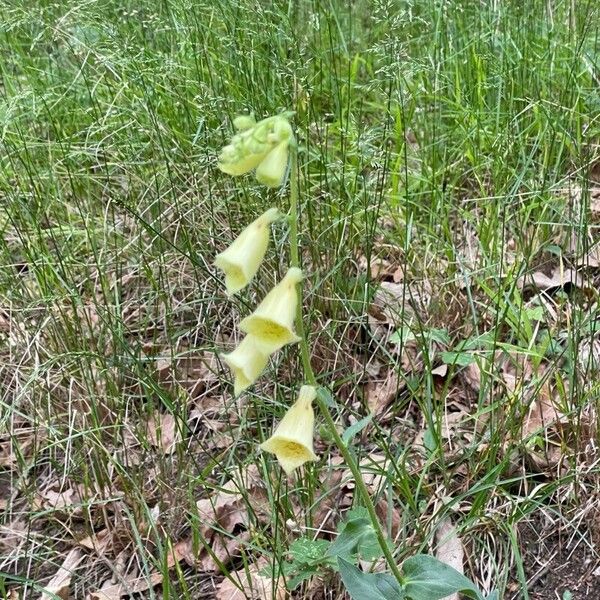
517, 266, 585, 291
514, 370, 570, 471
462, 360, 483, 391
39, 548, 83, 600
522, 382, 566, 435
196, 492, 247, 537
198, 531, 251, 571
188, 407, 236, 449
156, 350, 220, 400
591, 186, 600, 217
343, 453, 389, 493
453, 219, 482, 277
0, 427, 36, 468
216, 560, 286, 600
365, 369, 404, 416
196, 465, 266, 537
578, 336, 600, 374
375, 498, 402, 541
147, 412, 180, 454
78, 528, 115, 556
570, 235, 600, 268
0, 519, 27, 556
91, 544, 179, 599
568, 183, 600, 219
89, 591, 119, 600
33, 486, 80, 513
435, 518, 464, 600
90, 571, 165, 599
371, 280, 432, 326
562, 186, 600, 266
0, 309, 10, 332
313, 462, 347, 533
357, 254, 395, 280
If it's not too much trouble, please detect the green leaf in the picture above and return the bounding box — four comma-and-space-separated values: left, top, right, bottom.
422, 427, 438, 454
291, 539, 328, 561
317, 386, 337, 408
403, 554, 485, 600
328, 507, 384, 562
285, 565, 319, 590
440, 351, 476, 366
338, 557, 404, 600
389, 326, 416, 345
427, 328, 450, 345
525, 305, 544, 321
289, 538, 331, 565
342, 414, 373, 444
283, 538, 334, 590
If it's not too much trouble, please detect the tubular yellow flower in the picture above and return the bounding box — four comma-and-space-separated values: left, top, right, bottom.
255, 141, 289, 188
222, 335, 270, 397
214, 207, 280, 295
260, 385, 318, 475
239, 267, 303, 353
217, 114, 294, 186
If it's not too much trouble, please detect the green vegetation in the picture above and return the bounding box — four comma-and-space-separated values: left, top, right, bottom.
1, 0, 599, 598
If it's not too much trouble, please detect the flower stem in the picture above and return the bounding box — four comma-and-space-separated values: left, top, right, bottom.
288, 144, 405, 587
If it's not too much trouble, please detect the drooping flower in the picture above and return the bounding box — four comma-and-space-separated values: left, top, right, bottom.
255, 141, 290, 188
260, 385, 318, 475
239, 267, 303, 353
214, 207, 280, 295
222, 335, 270, 397
218, 113, 294, 187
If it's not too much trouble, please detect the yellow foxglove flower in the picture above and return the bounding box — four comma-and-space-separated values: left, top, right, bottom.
239, 267, 303, 353
214, 207, 280, 295
260, 385, 318, 475
218, 113, 294, 186
222, 335, 269, 397
255, 141, 289, 188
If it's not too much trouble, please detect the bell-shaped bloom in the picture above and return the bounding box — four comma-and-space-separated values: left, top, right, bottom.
217, 113, 294, 186
214, 207, 280, 295
239, 267, 303, 353
260, 385, 318, 475
255, 142, 289, 188
222, 335, 270, 397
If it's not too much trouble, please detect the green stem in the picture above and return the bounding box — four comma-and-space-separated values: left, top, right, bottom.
288, 144, 405, 587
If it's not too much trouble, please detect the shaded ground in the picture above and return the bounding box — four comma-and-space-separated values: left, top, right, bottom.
514, 511, 600, 599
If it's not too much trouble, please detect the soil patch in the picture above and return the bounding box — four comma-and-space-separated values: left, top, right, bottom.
514, 511, 600, 599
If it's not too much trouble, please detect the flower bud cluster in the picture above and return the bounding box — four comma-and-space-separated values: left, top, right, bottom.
218, 113, 294, 188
